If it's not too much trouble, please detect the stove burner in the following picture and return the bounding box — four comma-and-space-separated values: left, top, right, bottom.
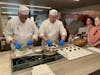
12, 53, 63, 71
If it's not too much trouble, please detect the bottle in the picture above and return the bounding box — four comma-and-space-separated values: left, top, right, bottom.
1, 34, 6, 50
68, 35, 72, 44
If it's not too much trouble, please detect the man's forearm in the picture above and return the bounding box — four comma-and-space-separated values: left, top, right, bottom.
9, 39, 15, 44
41, 36, 48, 41
61, 35, 66, 41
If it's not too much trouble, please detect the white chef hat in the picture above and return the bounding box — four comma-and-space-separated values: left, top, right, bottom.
49, 9, 58, 16
19, 5, 29, 15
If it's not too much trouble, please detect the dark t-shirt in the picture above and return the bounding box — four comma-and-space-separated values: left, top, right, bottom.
69, 20, 84, 35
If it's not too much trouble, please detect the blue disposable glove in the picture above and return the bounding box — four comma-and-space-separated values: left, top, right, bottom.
45, 40, 52, 47
59, 40, 65, 46
14, 42, 21, 49
26, 40, 33, 46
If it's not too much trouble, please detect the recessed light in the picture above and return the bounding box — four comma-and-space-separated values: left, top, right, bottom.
73, 0, 80, 1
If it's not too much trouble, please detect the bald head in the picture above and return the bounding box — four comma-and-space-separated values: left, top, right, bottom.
73, 14, 79, 21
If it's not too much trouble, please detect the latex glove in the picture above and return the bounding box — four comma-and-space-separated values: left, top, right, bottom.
59, 40, 65, 46
26, 40, 33, 46
45, 40, 52, 47
14, 42, 21, 49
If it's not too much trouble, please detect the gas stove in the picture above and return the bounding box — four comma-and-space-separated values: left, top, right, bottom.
12, 52, 63, 72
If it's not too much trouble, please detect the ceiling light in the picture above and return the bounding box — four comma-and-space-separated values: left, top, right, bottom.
30, 9, 43, 11
73, 0, 80, 1
1, 7, 43, 11
1, 12, 17, 14
0, 2, 51, 9
1, 7, 18, 10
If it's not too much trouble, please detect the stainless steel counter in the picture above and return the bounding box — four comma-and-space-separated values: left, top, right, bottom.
0, 51, 12, 75
13, 53, 100, 75
0, 47, 100, 75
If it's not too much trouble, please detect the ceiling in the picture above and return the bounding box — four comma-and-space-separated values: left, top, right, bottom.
0, 0, 100, 10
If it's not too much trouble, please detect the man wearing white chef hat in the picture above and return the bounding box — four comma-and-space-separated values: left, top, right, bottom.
39, 9, 67, 46
19, 5, 29, 15
5, 5, 38, 50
